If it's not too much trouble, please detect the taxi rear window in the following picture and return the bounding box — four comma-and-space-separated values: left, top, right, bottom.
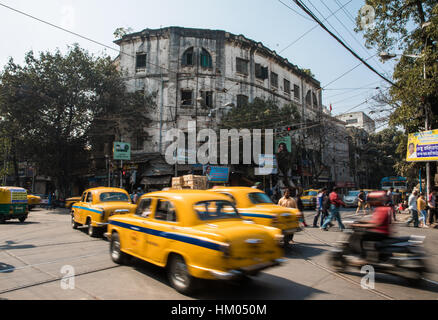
99, 192, 129, 202
248, 192, 273, 204
194, 200, 240, 221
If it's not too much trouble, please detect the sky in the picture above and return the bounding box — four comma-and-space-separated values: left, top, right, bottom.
0, 0, 398, 126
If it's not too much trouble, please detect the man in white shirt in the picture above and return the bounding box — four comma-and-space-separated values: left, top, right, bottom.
406, 190, 419, 227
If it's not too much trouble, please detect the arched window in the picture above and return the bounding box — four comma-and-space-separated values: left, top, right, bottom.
305, 90, 311, 105
200, 48, 212, 68
182, 47, 194, 66
312, 92, 318, 107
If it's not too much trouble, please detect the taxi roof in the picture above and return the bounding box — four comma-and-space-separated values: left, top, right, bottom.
141, 190, 232, 204
0, 186, 27, 191
85, 187, 128, 193
210, 187, 259, 193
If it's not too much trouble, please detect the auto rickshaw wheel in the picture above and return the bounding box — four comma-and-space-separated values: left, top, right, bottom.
18, 216, 27, 223
0, 216, 5, 224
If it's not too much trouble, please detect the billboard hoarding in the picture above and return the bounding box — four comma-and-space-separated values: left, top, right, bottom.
203, 166, 230, 183
406, 129, 438, 162
255, 154, 278, 176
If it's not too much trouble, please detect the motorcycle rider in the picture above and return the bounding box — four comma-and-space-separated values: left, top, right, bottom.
349, 194, 392, 264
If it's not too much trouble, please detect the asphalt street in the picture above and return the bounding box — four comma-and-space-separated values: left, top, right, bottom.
0, 207, 437, 300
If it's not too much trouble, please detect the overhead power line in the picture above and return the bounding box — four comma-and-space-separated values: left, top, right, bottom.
292, 0, 396, 87
279, 0, 353, 54
277, 0, 315, 22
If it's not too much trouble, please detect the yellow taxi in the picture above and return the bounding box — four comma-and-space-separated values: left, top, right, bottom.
208, 187, 301, 246
105, 190, 285, 294
27, 194, 41, 210
0, 187, 28, 223
71, 187, 136, 237
65, 196, 81, 209
301, 189, 319, 209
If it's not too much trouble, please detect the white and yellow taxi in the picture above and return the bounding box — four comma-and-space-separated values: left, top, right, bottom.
209, 187, 302, 245
105, 190, 285, 294
71, 187, 136, 237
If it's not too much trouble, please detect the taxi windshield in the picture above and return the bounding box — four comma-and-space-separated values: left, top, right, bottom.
304, 191, 318, 196
99, 192, 129, 202
248, 192, 273, 204
194, 200, 240, 221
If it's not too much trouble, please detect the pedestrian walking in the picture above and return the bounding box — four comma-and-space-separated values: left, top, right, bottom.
417, 193, 428, 228
356, 190, 367, 215
406, 190, 419, 228
295, 188, 308, 227
278, 188, 297, 209
386, 187, 396, 222
428, 189, 437, 225
322, 189, 331, 226
313, 188, 326, 227
321, 187, 345, 231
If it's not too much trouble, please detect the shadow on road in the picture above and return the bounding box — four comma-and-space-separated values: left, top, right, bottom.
284, 242, 329, 260
0, 241, 35, 251
341, 269, 438, 294
129, 256, 326, 299
0, 262, 15, 273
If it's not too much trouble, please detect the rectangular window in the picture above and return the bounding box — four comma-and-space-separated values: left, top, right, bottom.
155, 200, 177, 222
132, 133, 144, 151
294, 85, 300, 100
284, 79, 291, 94
271, 72, 278, 88
136, 53, 147, 70
346, 119, 358, 124
236, 58, 248, 75
255, 63, 268, 80
200, 91, 213, 108
181, 90, 193, 106
237, 94, 249, 108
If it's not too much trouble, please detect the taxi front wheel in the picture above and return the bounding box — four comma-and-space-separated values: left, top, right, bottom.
71, 215, 79, 229
168, 255, 198, 295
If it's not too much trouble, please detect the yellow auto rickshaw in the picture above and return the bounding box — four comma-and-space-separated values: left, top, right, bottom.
0, 187, 29, 223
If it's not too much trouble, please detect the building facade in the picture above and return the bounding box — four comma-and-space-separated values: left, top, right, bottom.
114, 27, 323, 189
335, 111, 376, 134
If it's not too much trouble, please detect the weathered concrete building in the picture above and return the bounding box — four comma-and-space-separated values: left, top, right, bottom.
113, 26, 323, 188
335, 111, 376, 134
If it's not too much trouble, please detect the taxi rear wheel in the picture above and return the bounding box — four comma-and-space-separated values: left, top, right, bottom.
87, 219, 98, 237
168, 255, 197, 295
110, 232, 128, 264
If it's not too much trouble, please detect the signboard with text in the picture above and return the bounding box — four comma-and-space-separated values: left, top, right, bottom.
406, 129, 438, 162
203, 166, 230, 183
113, 142, 131, 161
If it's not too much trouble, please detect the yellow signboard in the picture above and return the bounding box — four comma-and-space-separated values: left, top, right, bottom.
407, 129, 438, 162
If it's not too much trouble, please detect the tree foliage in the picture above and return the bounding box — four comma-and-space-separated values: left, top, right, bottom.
356, 1, 438, 183
220, 97, 301, 130
0, 45, 154, 196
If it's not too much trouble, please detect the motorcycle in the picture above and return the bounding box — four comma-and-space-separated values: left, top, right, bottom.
329, 221, 429, 285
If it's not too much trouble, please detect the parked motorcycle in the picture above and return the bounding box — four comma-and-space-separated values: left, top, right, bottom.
329, 222, 429, 285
